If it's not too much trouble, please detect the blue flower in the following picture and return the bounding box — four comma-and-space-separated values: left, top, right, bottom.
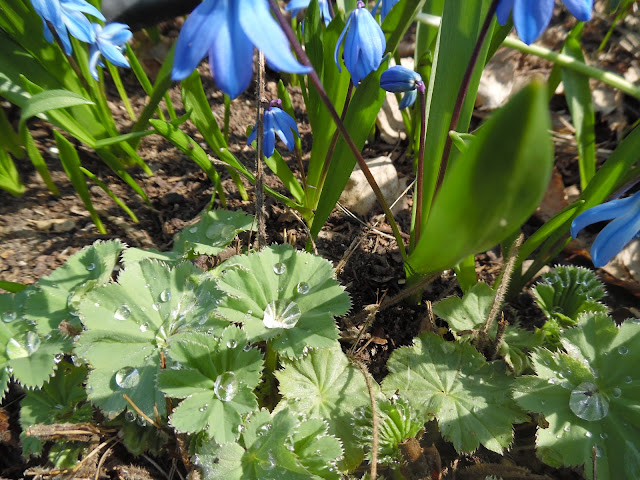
373, 0, 400, 22
31, 0, 105, 55
171, 0, 312, 100
496, 0, 593, 45
88, 23, 132, 80
286, 0, 332, 26
248, 99, 300, 158
380, 65, 424, 109
334, 1, 386, 86
571, 191, 640, 267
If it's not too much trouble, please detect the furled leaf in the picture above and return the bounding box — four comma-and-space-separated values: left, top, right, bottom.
433, 282, 495, 336
25, 240, 125, 333
216, 245, 350, 357
512, 313, 640, 480
275, 346, 375, 470
382, 333, 527, 454
74, 260, 228, 418
158, 328, 263, 443
195, 409, 342, 479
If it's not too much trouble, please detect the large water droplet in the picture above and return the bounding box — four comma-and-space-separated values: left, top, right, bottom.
296, 282, 310, 295
114, 305, 131, 321
1, 311, 16, 323
624, 376, 632, 384
569, 382, 609, 421
115, 366, 140, 388
263, 300, 301, 329
618, 346, 629, 355
611, 387, 622, 398
160, 289, 171, 303
86, 263, 96, 271
189, 226, 198, 234
226, 339, 238, 349
213, 371, 237, 401
139, 323, 149, 333
272, 262, 286, 275
26, 331, 40, 355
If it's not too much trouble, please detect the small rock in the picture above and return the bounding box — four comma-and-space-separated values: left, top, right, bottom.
339, 156, 403, 216
33, 218, 76, 233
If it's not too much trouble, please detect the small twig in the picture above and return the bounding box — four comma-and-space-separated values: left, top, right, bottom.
255, 51, 267, 250
73, 437, 117, 476
488, 314, 508, 361
123, 394, 161, 429
483, 234, 523, 335
419, 300, 438, 334
94, 444, 114, 480
142, 453, 171, 480
350, 358, 379, 480
348, 291, 387, 356
287, 207, 318, 254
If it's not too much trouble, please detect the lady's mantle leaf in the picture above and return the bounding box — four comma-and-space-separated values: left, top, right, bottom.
75, 260, 228, 418
0, 288, 69, 390
275, 346, 375, 471
195, 409, 342, 480
216, 245, 351, 357
432, 282, 495, 336
25, 240, 124, 333
512, 313, 640, 480
158, 328, 263, 443
382, 333, 527, 454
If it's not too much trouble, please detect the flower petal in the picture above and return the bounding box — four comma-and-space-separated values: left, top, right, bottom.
238, 0, 311, 74
570, 193, 640, 238
63, 9, 95, 43
60, 0, 105, 20
271, 108, 299, 151
590, 199, 640, 266
334, 12, 353, 73
496, 0, 515, 25
399, 89, 417, 109
208, 8, 254, 100
513, 0, 554, 45
100, 23, 133, 45
380, 65, 421, 92
561, 0, 593, 21
171, 0, 224, 81
263, 111, 276, 158
89, 44, 101, 80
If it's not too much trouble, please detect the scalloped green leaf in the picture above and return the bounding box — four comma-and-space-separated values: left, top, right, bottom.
173, 210, 254, 257
382, 333, 527, 454
121, 248, 184, 267
158, 328, 263, 443
0, 288, 69, 389
512, 313, 640, 480
74, 260, 229, 418
216, 245, 350, 357
25, 240, 125, 333
196, 409, 342, 480
432, 282, 495, 336
19, 361, 91, 456
275, 346, 375, 471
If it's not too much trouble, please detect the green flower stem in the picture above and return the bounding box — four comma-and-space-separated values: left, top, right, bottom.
268, 0, 408, 262
502, 36, 640, 101
224, 94, 231, 143
107, 62, 136, 121
414, 85, 427, 246
415, 13, 640, 101
316, 81, 354, 203
434, 0, 499, 198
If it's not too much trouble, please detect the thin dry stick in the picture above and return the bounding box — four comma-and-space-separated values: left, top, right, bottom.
94, 444, 114, 480
123, 394, 161, 429
483, 234, 524, 335
72, 437, 117, 475
287, 207, 318, 254
348, 291, 387, 356
142, 453, 172, 480
255, 51, 267, 249
351, 358, 379, 480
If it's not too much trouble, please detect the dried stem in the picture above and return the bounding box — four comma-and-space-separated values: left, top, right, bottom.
351, 358, 379, 480
123, 393, 161, 429
268, 0, 407, 261
255, 51, 267, 249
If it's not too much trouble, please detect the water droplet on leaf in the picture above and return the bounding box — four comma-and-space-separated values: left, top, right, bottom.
139, 323, 149, 332
115, 366, 140, 389
263, 300, 301, 329
618, 346, 629, 355
296, 282, 310, 295
114, 305, 131, 321
624, 376, 632, 384
1, 311, 16, 323
272, 262, 286, 275
569, 382, 609, 421
86, 263, 96, 271
160, 289, 171, 303
213, 371, 237, 401
611, 387, 622, 398
226, 339, 238, 349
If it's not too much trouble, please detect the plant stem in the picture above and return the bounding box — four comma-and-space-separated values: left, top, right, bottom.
433, 0, 499, 197
268, 0, 407, 261
255, 51, 267, 250
223, 94, 231, 143
316, 81, 354, 201
414, 84, 427, 246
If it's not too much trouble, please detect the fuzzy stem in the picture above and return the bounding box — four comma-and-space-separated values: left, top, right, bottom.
433, 0, 499, 197
351, 358, 378, 480
268, 0, 407, 261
